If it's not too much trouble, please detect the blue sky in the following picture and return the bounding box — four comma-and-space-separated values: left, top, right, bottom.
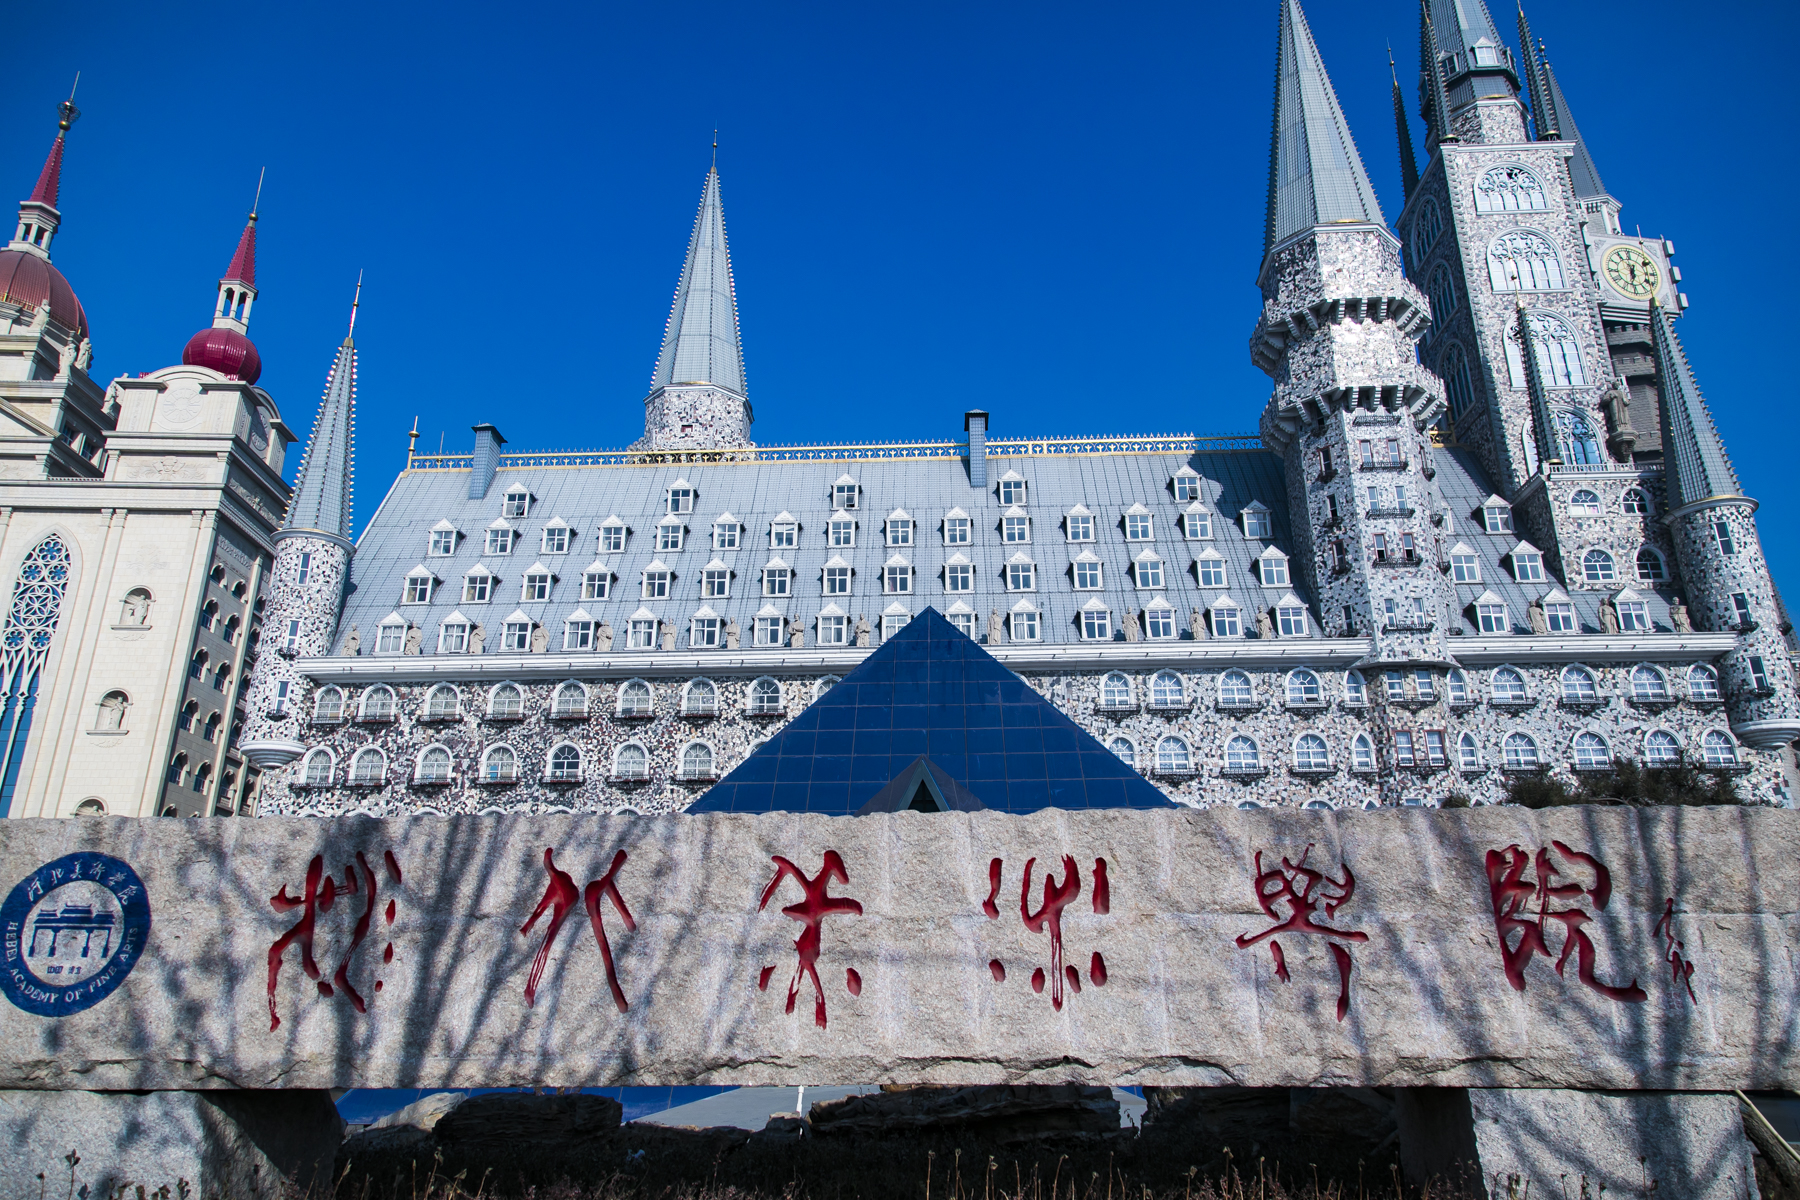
8, 1, 1797, 587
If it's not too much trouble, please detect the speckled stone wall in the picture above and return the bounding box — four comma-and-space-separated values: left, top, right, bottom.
239, 535, 351, 767
634, 384, 754, 455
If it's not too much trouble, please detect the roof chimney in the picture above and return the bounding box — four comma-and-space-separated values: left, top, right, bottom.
469, 424, 507, 500
964, 411, 989, 489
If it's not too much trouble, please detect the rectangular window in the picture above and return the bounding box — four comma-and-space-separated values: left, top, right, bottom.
1066, 514, 1095, 542
1182, 510, 1212, 539
404, 575, 433, 604
703, 567, 730, 598
542, 526, 570, 554
642, 570, 670, 599
1484, 505, 1513, 534
657, 523, 684, 552
1008, 561, 1037, 590
1211, 606, 1241, 637
945, 563, 973, 592
830, 519, 855, 547
882, 612, 910, 639
1260, 557, 1289, 586
464, 574, 491, 603
763, 567, 791, 596
948, 611, 976, 638
714, 522, 740, 550
1003, 514, 1030, 543
1384, 671, 1406, 701
1399, 533, 1416, 559
1010, 609, 1042, 641
1074, 560, 1103, 589
582, 570, 610, 601
1277, 605, 1306, 637
754, 615, 783, 646
296, 552, 313, 586
1145, 607, 1175, 639
1198, 558, 1226, 587
1394, 484, 1410, 509
1451, 553, 1480, 582
1713, 521, 1736, 556
818, 613, 848, 645
1174, 475, 1201, 501
564, 619, 593, 650
1384, 439, 1400, 464
1366, 485, 1382, 509
502, 620, 531, 651
1545, 602, 1577, 632
1326, 541, 1343, 572
944, 516, 971, 545
884, 563, 912, 593
1373, 533, 1389, 562
833, 483, 858, 509
1514, 553, 1545, 582
887, 519, 913, 547
999, 479, 1027, 504
600, 524, 625, 552
272, 681, 290, 716
627, 618, 657, 649
282, 619, 301, 653
1733, 592, 1754, 627
377, 623, 405, 653
1324, 495, 1339, 524
522, 573, 551, 601
485, 529, 512, 555
440, 622, 469, 653
691, 617, 721, 647
1424, 730, 1447, 767
1750, 656, 1771, 691
1413, 670, 1435, 701
1081, 609, 1111, 640
429, 529, 455, 556
824, 566, 851, 595
1358, 440, 1373, 468
1477, 602, 1509, 633
1617, 600, 1650, 632
1125, 513, 1153, 540
770, 521, 796, 548
503, 492, 528, 518
1394, 732, 1416, 767
667, 487, 694, 514
1383, 598, 1399, 628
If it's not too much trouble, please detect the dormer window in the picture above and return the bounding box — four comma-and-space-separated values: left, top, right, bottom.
581, 564, 612, 600
485, 521, 514, 555
1449, 543, 1481, 583
998, 471, 1027, 505
429, 521, 457, 556
762, 559, 792, 597
1510, 542, 1545, 583
823, 557, 852, 595
1258, 550, 1290, 587
1006, 553, 1037, 591
463, 566, 493, 604
1180, 504, 1212, 539
702, 560, 731, 598
1481, 497, 1513, 534
1002, 507, 1031, 543
832, 475, 859, 509
1172, 469, 1202, 502
828, 511, 856, 548
541, 520, 571, 554
944, 553, 973, 592
1065, 505, 1095, 542
502, 486, 530, 518
770, 513, 798, 548
376, 616, 407, 654
712, 514, 741, 550
1123, 505, 1153, 541
642, 563, 672, 600
656, 516, 685, 552
599, 517, 627, 553
1275, 597, 1308, 637
1241, 503, 1273, 540
501, 614, 532, 651
943, 508, 972, 545
1132, 551, 1164, 589
883, 556, 913, 594
1196, 550, 1226, 588
1072, 551, 1103, 590
666, 481, 695, 514
521, 565, 553, 602
403, 566, 436, 604
1208, 596, 1242, 638
1542, 589, 1577, 632
886, 510, 914, 547
565, 609, 595, 650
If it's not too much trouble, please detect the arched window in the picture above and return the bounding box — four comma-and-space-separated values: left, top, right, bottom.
489, 683, 524, 719
1351, 734, 1375, 771
1505, 312, 1585, 388
1410, 197, 1443, 263
425, 684, 460, 720
178, 700, 199, 731
1219, 670, 1254, 706
617, 679, 653, 717
1457, 733, 1481, 771
1343, 670, 1367, 704
1569, 489, 1601, 516
1502, 733, 1540, 770
1224, 735, 1261, 773
1492, 667, 1527, 703
1447, 669, 1470, 704
119, 587, 152, 626
552, 681, 587, 718
74, 798, 106, 816
1156, 736, 1192, 774
302, 749, 333, 787
314, 687, 345, 722
189, 650, 207, 679
614, 743, 649, 780
682, 679, 718, 716
1583, 549, 1617, 583
1701, 730, 1738, 768
1554, 410, 1604, 466
482, 746, 518, 783
1561, 666, 1597, 702
1286, 669, 1321, 706
1622, 489, 1651, 516
1108, 736, 1135, 767
812, 676, 840, 701
1293, 734, 1330, 771
749, 677, 783, 714
547, 743, 582, 781
360, 686, 396, 720
200, 600, 219, 631
1474, 165, 1547, 212
1439, 343, 1477, 418
680, 742, 715, 780
1644, 730, 1681, 767
1635, 547, 1667, 584
1573, 731, 1611, 770
1099, 672, 1132, 708
1428, 263, 1457, 324
416, 745, 452, 783
211, 662, 231, 691
3, 535, 79, 808
95, 690, 128, 731
166, 752, 187, 785
1688, 664, 1721, 702
202, 712, 221, 742
1631, 665, 1669, 701
192, 762, 212, 794
1149, 670, 1184, 708
349, 747, 386, 786
1488, 230, 1565, 291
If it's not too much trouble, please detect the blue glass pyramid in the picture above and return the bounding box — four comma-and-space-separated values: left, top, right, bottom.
687, 607, 1174, 814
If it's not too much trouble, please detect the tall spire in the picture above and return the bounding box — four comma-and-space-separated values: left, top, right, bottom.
10, 93, 80, 262
1262, 0, 1384, 258
1651, 302, 1741, 511
1391, 49, 1420, 201
1540, 53, 1606, 200
1515, 3, 1557, 139
282, 283, 360, 541
1418, 0, 1456, 148
650, 163, 746, 398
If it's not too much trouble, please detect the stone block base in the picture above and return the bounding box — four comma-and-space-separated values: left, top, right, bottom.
1397, 1087, 1759, 1200
0, 1090, 342, 1200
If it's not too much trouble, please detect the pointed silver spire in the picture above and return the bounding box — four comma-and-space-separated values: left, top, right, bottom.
1263, 0, 1384, 257
283, 281, 360, 540
1426, 0, 1505, 59
1540, 54, 1606, 199
1651, 302, 1742, 511
650, 165, 746, 399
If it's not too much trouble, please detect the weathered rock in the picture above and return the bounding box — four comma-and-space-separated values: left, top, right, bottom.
810, 1085, 1118, 1142
343, 1089, 467, 1154
752, 1114, 810, 1143
432, 1092, 622, 1152
0, 1089, 341, 1199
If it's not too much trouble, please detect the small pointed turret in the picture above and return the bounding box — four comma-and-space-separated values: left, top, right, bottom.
283, 281, 360, 541
182, 179, 265, 383
651, 164, 745, 399
1418, 0, 1456, 149
1651, 302, 1740, 511
8, 96, 79, 262
1263, 0, 1384, 259
1391, 49, 1420, 201
1515, 3, 1557, 139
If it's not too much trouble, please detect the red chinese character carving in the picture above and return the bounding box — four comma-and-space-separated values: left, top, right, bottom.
982, 856, 1110, 1010
1655, 897, 1697, 1004
1484, 843, 1646, 1004
1234, 844, 1368, 1022
758, 851, 864, 1029
267, 849, 402, 1031
520, 847, 636, 1012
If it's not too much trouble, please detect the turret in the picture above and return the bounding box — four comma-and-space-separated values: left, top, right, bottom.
181, 178, 264, 384
239, 284, 361, 769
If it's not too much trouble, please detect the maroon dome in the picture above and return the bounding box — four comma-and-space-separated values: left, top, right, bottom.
0, 248, 87, 340
182, 326, 262, 384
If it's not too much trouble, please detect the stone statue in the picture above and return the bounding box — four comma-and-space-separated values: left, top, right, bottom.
1122, 610, 1140, 643
27, 303, 48, 334
1527, 600, 1548, 635
789, 616, 805, 648
1670, 601, 1692, 633
342, 626, 361, 656
725, 619, 740, 649
1599, 601, 1620, 635
854, 615, 871, 648
55, 337, 78, 380
119, 589, 150, 626
469, 623, 486, 654
531, 624, 549, 653
987, 609, 1002, 644
1190, 607, 1206, 640
74, 338, 91, 373
660, 621, 676, 651
597, 621, 614, 651
404, 626, 423, 655
96, 693, 125, 731
1256, 608, 1274, 640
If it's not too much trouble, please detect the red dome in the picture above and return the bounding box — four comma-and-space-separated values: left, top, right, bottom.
182, 326, 262, 384
0, 248, 87, 340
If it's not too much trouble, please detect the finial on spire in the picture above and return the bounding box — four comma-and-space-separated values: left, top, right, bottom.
711, 130, 718, 171
346, 271, 362, 342
250, 166, 265, 221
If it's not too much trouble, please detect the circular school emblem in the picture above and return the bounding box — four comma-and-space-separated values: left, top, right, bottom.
1, 853, 151, 1016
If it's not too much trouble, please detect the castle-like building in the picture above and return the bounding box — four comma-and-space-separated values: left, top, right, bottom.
7, 0, 1796, 821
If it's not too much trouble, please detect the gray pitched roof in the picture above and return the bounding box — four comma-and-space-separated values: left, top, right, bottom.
1264, 0, 1384, 256
1651, 305, 1742, 511
284, 335, 356, 539
1426, 0, 1503, 58
649, 167, 746, 398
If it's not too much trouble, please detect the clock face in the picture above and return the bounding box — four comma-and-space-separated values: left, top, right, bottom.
1603, 245, 1661, 300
